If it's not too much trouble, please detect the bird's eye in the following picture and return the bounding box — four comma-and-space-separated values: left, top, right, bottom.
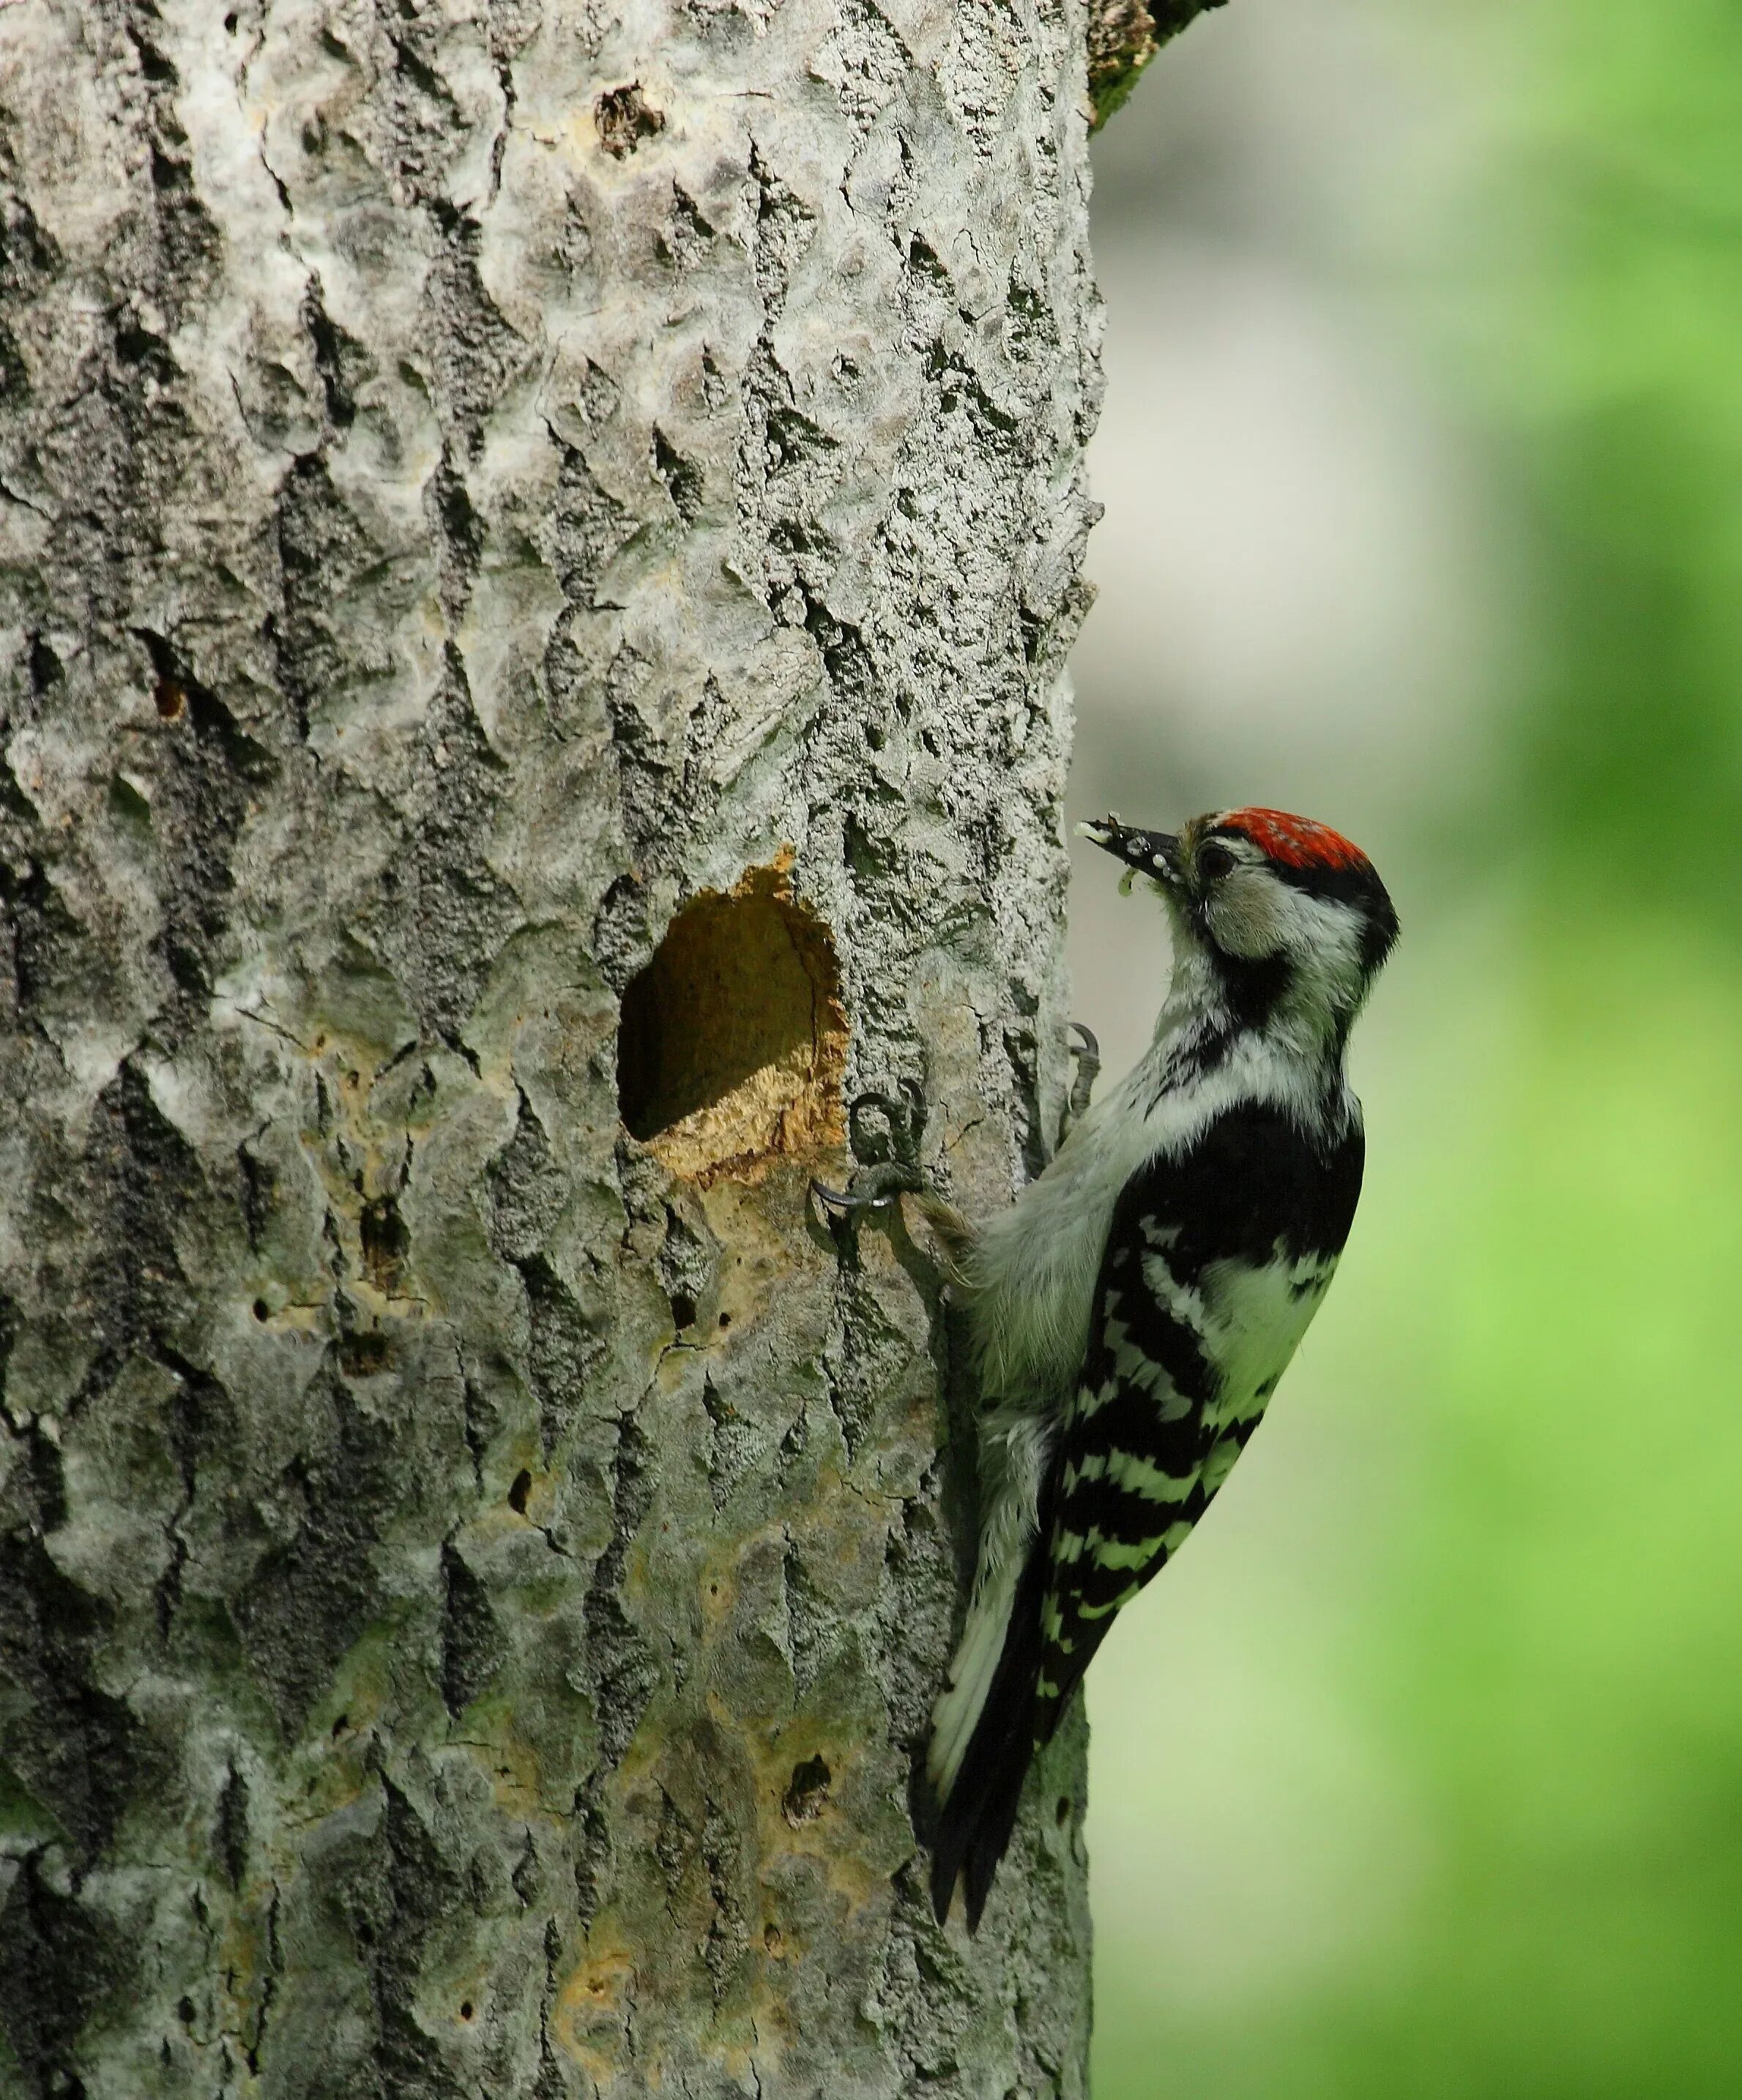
1197, 841, 1236, 882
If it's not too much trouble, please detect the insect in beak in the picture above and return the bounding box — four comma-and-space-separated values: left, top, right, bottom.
1076, 815, 1183, 891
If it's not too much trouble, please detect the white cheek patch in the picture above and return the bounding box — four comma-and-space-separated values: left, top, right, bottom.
1205, 871, 1286, 958
1204, 872, 1368, 1008
1277, 888, 1367, 1008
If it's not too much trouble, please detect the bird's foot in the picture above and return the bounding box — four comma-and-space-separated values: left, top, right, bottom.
811, 1079, 928, 1218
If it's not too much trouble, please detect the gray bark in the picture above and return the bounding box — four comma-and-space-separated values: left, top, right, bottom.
0, 0, 1103, 2093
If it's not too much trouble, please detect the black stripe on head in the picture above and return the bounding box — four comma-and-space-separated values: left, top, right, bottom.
1207, 811, 1399, 980
1262, 855, 1399, 978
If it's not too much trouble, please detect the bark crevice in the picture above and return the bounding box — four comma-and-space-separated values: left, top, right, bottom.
0, 0, 1107, 2088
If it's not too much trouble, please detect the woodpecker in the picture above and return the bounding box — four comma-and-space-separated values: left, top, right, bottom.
815, 807, 1398, 1928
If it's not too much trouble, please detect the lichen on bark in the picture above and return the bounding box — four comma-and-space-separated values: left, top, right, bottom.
1087, 0, 1225, 128
0, 0, 1109, 2093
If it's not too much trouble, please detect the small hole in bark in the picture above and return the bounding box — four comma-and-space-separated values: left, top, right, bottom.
1056, 1795, 1071, 1826
360, 1194, 409, 1293
339, 1329, 391, 1375
224, 9, 237, 28
670, 1292, 696, 1331
509, 1470, 532, 1513
782, 1754, 831, 1825
460, 2001, 474, 2022
154, 677, 185, 720
616, 863, 846, 1185
718, 1311, 731, 1329
595, 81, 665, 158
177, 1997, 196, 2026
252, 1298, 269, 1322
764, 1923, 783, 1954
332, 1712, 349, 1738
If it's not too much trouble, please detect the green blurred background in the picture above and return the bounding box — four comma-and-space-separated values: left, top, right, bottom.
1064, 3, 1742, 2093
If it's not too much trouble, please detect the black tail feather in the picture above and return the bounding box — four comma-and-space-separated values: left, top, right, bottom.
921, 1544, 1049, 1930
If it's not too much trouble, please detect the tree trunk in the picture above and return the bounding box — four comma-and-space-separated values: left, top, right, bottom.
0, 0, 1106, 2093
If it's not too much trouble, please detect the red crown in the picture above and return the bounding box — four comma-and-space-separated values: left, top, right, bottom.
1219, 808, 1370, 873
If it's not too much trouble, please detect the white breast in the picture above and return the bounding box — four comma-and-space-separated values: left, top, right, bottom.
963, 1016, 1344, 1417
964, 1042, 1203, 1404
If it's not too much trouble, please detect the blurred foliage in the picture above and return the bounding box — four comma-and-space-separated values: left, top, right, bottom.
1096, 928, 1742, 2099
1429, 0, 1742, 915
1090, 1, 1742, 2093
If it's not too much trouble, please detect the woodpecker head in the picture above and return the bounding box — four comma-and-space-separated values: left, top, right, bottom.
1078, 807, 1399, 1035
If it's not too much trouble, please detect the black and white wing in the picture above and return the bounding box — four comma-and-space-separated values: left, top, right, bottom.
925, 1101, 1363, 1925
1034, 1102, 1365, 1743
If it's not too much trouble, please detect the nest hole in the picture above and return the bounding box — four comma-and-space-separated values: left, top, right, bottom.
617, 865, 845, 1183
782, 1754, 832, 1825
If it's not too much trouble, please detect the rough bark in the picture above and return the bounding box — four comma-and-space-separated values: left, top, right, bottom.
0, 1, 1102, 2094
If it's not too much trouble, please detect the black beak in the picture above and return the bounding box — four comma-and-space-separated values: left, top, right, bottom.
1076, 814, 1183, 887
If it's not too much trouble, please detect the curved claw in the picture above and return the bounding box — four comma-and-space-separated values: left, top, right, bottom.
809, 1175, 902, 1215
1068, 1021, 1100, 1063
815, 1083, 930, 1230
